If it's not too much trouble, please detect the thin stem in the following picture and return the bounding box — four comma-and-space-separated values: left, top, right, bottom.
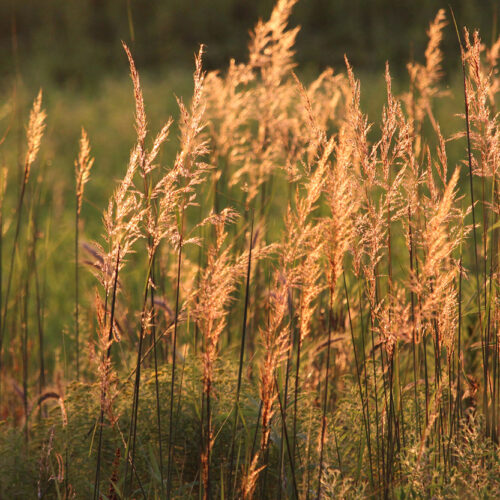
93, 246, 121, 500
343, 272, 373, 486
228, 214, 254, 498
75, 194, 80, 380
458, 26, 485, 425
150, 264, 165, 493
316, 287, 333, 500
0, 162, 29, 364
275, 376, 299, 500
166, 231, 184, 500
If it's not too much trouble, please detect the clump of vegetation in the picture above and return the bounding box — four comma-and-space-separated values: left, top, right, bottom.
0, 1, 499, 498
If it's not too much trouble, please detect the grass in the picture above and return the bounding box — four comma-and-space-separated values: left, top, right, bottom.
1, 1, 500, 498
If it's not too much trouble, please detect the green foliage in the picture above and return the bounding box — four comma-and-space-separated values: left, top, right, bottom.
3, 362, 500, 498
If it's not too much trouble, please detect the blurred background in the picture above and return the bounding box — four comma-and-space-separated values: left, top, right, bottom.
0, 0, 498, 89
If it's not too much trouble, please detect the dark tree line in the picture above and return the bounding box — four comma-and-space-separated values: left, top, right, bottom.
0, 0, 497, 87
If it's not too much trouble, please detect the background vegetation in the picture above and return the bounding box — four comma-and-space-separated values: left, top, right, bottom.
1, 0, 499, 83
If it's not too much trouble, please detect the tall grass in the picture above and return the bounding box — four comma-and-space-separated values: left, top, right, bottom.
0, 1, 499, 498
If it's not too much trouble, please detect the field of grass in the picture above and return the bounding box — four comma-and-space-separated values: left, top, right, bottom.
1, 1, 500, 498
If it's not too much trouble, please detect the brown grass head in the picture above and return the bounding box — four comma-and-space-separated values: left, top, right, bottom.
25, 89, 46, 182
75, 127, 94, 215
